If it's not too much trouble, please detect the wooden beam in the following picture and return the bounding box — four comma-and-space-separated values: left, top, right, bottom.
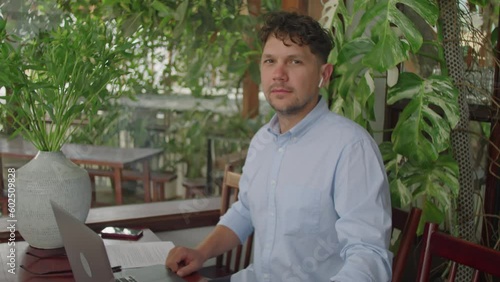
241, 0, 261, 119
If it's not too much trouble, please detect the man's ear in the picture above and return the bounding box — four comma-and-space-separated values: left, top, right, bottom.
321, 63, 334, 84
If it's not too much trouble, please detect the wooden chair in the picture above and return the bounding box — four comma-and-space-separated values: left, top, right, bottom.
198, 165, 254, 278
416, 222, 500, 281
391, 207, 422, 282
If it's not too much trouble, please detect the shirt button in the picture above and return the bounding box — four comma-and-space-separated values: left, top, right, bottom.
278, 147, 284, 153
263, 274, 270, 280
271, 180, 276, 186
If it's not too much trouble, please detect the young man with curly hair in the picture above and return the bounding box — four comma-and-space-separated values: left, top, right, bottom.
166, 11, 392, 282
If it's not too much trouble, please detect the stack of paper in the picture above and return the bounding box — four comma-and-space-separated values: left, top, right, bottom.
105, 241, 175, 269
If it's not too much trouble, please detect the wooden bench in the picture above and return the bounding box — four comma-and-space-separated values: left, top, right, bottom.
86, 168, 177, 203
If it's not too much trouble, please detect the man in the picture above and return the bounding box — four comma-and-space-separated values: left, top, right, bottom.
166, 11, 393, 281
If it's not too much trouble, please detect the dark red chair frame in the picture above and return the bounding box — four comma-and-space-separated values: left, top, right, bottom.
417, 222, 500, 281
391, 207, 422, 282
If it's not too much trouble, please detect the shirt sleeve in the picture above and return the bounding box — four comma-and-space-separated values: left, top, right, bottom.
330, 139, 393, 282
217, 170, 254, 244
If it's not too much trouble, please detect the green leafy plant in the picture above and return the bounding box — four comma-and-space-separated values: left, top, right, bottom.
56, 0, 276, 97
320, 0, 461, 232
0, 15, 131, 151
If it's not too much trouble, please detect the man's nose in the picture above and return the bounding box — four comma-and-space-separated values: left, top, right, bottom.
272, 63, 287, 81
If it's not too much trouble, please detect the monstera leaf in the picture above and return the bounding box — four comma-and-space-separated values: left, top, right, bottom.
401, 153, 459, 233
354, 0, 439, 72
330, 38, 376, 126
379, 142, 412, 207
380, 141, 459, 234
323, 0, 438, 73
406, 153, 459, 206
387, 72, 459, 164
325, 0, 440, 131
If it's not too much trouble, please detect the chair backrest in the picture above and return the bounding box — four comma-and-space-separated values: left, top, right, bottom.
391, 207, 422, 282
417, 222, 500, 281
215, 164, 253, 274
206, 136, 249, 195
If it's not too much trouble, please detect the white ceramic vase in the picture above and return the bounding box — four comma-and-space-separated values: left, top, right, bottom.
16, 151, 91, 249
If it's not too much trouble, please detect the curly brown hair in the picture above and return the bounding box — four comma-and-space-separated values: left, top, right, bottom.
258, 11, 333, 63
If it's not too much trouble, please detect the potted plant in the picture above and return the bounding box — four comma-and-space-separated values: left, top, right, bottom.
0, 14, 129, 248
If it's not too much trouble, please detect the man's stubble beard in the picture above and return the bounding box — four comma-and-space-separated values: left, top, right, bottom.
268, 93, 318, 116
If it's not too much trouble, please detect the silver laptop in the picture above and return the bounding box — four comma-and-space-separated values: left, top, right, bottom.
50, 201, 185, 282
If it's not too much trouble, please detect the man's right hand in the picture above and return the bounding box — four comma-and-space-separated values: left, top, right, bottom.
165, 246, 207, 277
165, 225, 242, 277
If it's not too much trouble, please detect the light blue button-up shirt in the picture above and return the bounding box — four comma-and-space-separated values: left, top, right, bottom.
218, 97, 393, 282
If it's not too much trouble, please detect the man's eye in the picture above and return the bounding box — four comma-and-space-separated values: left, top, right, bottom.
263, 59, 274, 64
291, 60, 302, 64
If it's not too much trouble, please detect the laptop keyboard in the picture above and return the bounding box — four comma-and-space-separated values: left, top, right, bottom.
115, 276, 138, 282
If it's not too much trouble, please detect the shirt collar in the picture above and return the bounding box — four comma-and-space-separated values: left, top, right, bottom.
267, 96, 328, 138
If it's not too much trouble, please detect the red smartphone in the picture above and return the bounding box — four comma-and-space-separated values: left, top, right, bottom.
100, 227, 144, 240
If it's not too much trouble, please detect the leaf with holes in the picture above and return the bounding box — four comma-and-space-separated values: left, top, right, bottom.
390, 178, 413, 208
350, 0, 438, 71
318, 0, 340, 29
387, 73, 459, 164
403, 153, 459, 204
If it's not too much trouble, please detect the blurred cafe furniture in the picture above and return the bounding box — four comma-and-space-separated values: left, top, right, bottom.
0, 136, 163, 205
183, 135, 249, 199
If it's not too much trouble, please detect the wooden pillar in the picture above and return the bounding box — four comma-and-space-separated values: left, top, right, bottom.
308, 0, 323, 20
241, 0, 261, 119
242, 73, 260, 118
282, 0, 308, 14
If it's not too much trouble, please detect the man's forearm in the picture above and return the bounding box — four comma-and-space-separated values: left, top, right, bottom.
196, 225, 241, 262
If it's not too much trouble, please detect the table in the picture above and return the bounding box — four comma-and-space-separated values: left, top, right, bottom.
0, 229, 207, 282
0, 136, 163, 205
